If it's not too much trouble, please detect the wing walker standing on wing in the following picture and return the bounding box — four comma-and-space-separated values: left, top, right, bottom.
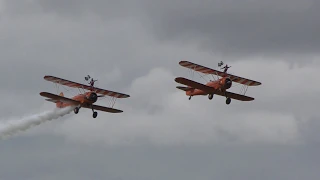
175, 60, 261, 105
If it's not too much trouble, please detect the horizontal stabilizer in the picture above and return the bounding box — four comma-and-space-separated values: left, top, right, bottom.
40, 92, 80, 105
175, 77, 215, 93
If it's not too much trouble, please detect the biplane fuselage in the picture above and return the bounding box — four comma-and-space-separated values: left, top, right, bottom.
40, 75, 130, 118
185, 77, 232, 96
55, 92, 98, 108
175, 60, 261, 104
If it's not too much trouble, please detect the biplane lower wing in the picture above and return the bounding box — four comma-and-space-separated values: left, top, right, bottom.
41, 92, 123, 113
83, 104, 123, 113
175, 77, 254, 101
40, 92, 80, 105
179, 61, 262, 86
216, 91, 254, 101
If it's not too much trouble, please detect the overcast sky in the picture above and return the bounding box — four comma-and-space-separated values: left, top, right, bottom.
0, 0, 320, 179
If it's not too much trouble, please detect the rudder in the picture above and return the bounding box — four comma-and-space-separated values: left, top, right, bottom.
56, 92, 64, 108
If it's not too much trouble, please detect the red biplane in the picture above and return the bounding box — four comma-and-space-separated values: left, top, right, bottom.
40, 75, 130, 118
175, 61, 261, 105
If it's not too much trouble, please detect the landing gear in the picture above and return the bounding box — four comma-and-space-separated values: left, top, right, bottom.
90, 104, 98, 118
189, 96, 192, 100
93, 111, 98, 118
223, 91, 231, 105
208, 94, 213, 100
74, 107, 80, 114
226, 97, 231, 105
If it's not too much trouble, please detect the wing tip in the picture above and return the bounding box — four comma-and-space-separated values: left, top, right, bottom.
174, 77, 185, 81
250, 82, 262, 86
43, 75, 54, 79
179, 60, 194, 65
176, 86, 185, 91
108, 109, 124, 113
108, 109, 123, 113
179, 60, 189, 64
40, 92, 49, 96
118, 94, 130, 98
176, 86, 193, 91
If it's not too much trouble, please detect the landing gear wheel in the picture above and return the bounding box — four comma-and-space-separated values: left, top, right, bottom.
208, 94, 213, 100
74, 107, 79, 114
189, 96, 192, 100
226, 98, 231, 105
93, 111, 98, 118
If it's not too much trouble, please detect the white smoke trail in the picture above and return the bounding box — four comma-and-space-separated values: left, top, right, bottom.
0, 106, 74, 139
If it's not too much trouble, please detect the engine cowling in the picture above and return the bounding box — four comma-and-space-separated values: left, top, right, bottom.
86, 92, 98, 102
220, 78, 232, 89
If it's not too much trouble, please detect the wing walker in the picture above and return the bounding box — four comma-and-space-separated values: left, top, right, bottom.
175, 60, 262, 105
40, 75, 130, 118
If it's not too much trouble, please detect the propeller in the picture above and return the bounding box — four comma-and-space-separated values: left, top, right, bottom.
225, 78, 232, 89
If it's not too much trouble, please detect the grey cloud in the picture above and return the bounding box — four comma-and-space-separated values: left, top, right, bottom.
299, 117, 320, 143
1, 135, 320, 180
141, 0, 320, 56
4, 0, 143, 20
12, 0, 320, 56
0, 0, 320, 179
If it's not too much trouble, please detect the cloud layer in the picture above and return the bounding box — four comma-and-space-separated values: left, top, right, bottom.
0, 0, 320, 179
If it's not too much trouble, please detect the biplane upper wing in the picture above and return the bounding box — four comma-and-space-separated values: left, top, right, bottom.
175, 77, 254, 101
179, 61, 262, 86
82, 104, 123, 113
44, 76, 130, 98
40, 92, 81, 105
